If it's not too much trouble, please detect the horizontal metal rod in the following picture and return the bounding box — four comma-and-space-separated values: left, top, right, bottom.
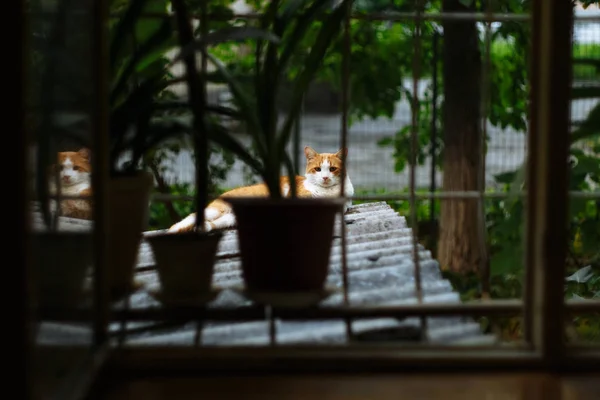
105, 346, 600, 375
148, 191, 600, 202
106, 346, 553, 374
30, 190, 598, 204
28, 8, 600, 24
101, 10, 600, 24
37, 195, 93, 200
565, 299, 600, 313
40, 300, 523, 323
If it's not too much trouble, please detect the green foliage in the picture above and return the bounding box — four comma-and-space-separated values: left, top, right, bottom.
190, 0, 351, 198
353, 187, 439, 224
108, 0, 185, 175
149, 182, 196, 230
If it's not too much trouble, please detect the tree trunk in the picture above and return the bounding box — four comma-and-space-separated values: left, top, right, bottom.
438, 0, 483, 273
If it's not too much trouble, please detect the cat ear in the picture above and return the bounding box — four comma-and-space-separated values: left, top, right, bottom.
78, 148, 91, 160
335, 147, 348, 160
304, 146, 318, 160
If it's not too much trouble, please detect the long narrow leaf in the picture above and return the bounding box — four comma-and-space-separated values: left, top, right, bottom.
111, 17, 174, 104
110, 75, 171, 166
571, 102, 600, 143
207, 121, 264, 176
278, 0, 339, 74
277, 1, 348, 158
205, 51, 268, 162
256, 0, 281, 171
151, 101, 241, 118
109, 0, 148, 72
170, 27, 280, 66
135, 118, 192, 160
277, 0, 312, 33
262, 31, 280, 165
284, 151, 297, 198
165, 70, 254, 86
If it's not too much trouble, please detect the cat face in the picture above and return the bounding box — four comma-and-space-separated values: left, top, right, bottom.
53, 148, 91, 186
303, 146, 348, 188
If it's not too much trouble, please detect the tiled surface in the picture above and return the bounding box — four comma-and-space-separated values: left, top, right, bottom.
34, 201, 496, 346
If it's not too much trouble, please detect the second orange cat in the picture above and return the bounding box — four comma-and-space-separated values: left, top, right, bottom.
48, 148, 93, 220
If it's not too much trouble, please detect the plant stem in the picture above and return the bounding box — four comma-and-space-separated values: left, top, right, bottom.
171, 0, 209, 231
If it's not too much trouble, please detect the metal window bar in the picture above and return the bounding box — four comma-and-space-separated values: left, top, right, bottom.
478, 0, 493, 302
524, 0, 573, 365
91, 0, 109, 348
409, 0, 427, 342
340, 0, 353, 341
26, 3, 600, 391
108, 2, 600, 340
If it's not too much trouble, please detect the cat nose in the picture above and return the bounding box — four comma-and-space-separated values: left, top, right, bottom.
322, 177, 329, 182
62, 176, 71, 182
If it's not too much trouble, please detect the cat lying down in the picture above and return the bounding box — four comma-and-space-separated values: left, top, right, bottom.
168, 146, 354, 233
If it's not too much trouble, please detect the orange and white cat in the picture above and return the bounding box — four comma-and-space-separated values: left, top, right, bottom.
168, 146, 354, 233
48, 148, 93, 220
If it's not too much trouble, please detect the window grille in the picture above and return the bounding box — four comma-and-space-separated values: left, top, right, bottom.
24, 0, 600, 399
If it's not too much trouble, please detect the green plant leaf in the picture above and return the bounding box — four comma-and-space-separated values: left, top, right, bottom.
277, 1, 348, 163
565, 265, 594, 283
205, 51, 268, 163
490, 245, 524, 275
170, 27, 281, 65
205, 120, 264, 176
111, 16, 174, 104
571, 102, 600, 143
109, 0, 152, 72
277, 0, 339, 74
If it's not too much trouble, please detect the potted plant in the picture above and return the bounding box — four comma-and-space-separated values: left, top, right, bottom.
144, 0, 287, 305
143, 0, 223, 306
104, 0, 196, 301
172, 0, 352, 300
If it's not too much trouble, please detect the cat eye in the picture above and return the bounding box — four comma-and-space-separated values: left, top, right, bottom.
73, 166, 81, 171
329, 167, 337, 172
315, 167, 321, 172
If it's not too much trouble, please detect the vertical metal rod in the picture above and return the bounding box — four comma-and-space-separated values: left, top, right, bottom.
525, 0, 573, 366
118, 294, 131, 346
293, 98, 303, 177
194, 0, 209, 231
118, 3, 139, 347
16, 0, 32, 397
410, 0, 427, 340
194, 318, 203, 346
428, 31, 439, 255
478, 0, 493, 301
268, 306, 276, 346
91, 0, 110, 347
172, 0, 209, 231
195, 0, 209, 344
339, 0, 353, 341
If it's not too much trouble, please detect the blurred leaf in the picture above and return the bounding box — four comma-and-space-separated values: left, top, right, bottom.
566, 265, 594, 283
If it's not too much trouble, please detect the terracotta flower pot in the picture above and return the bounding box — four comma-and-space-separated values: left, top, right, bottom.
225, 197, 344, 293
107, 170, 154, 301
146, 231, 223, 305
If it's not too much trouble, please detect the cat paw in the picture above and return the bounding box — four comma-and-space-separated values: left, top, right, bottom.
168, 213, 197, 233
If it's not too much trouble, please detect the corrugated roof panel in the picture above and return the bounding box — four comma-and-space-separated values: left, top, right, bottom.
33, 201, 497, 346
